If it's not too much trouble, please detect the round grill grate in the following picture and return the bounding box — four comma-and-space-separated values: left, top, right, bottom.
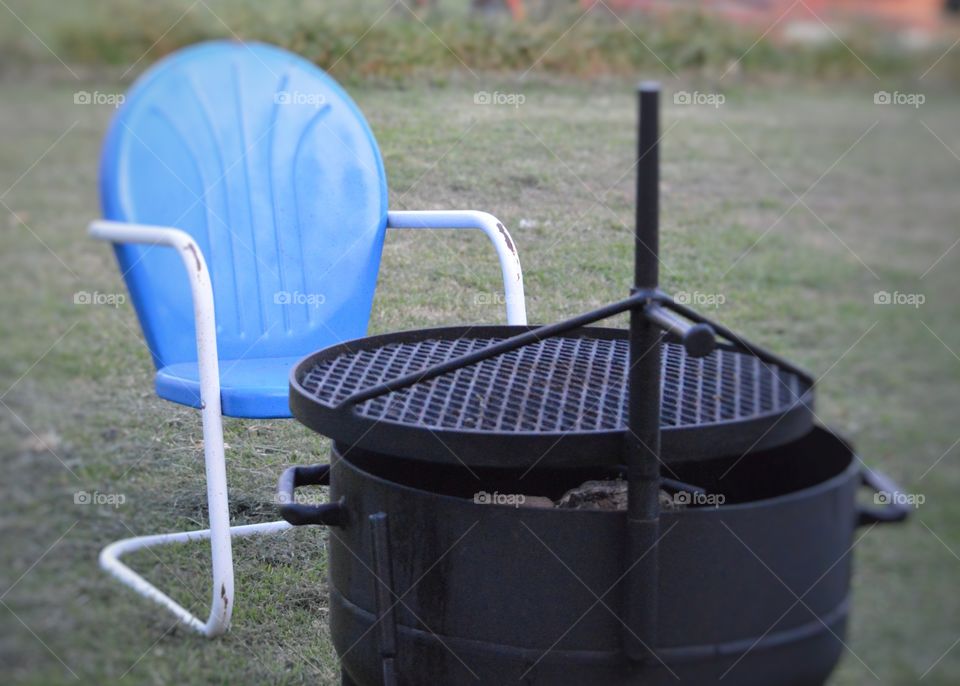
290, 327, 813, 466
299, 337, 804, 433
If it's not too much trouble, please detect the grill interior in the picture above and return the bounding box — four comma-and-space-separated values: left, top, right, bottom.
297, 336, 809, 434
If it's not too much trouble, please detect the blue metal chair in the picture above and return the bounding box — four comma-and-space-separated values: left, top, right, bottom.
89, 41, 526, 637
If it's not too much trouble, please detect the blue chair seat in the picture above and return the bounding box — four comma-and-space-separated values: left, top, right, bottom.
156, 355, 304, 418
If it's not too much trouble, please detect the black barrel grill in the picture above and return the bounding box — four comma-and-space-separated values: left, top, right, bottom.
278, 83, 908, 686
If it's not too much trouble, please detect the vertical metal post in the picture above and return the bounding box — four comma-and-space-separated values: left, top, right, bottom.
634, 83, 660, 290
623, 81, 663, 662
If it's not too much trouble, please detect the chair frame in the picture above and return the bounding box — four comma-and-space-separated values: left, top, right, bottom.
90, 209, 526, 637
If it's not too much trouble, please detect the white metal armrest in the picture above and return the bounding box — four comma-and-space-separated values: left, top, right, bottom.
387, 210, 527, 325
88, 220, 223, 430
87, 219, 291, 637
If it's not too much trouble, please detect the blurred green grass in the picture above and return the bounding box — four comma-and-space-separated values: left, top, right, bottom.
1, 0, 957, 81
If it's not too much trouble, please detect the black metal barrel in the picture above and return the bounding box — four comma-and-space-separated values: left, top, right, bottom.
278, 427, 907, 686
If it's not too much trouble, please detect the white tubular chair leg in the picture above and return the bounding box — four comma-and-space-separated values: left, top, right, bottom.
386, 210, 527, 325
89, 220, 292, 637
99, 520, 292, 635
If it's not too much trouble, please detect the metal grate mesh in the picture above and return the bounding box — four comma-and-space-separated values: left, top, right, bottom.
297, 337, 808, 434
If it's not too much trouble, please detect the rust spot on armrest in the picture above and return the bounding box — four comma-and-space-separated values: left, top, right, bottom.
185, 243, 202, 273
496, 222, 516, 254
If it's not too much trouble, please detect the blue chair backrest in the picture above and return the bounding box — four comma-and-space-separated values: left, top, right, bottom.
99, 41, 388, 368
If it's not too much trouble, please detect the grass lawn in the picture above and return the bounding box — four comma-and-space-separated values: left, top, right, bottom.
0, 68, 958, 685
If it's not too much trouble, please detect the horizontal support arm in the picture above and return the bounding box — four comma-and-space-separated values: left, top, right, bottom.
90, 219, 201, 253
387, 210, 527, 325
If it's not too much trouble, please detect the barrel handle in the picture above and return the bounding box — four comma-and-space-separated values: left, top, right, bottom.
857, 467, 911, 526
277, 464, 346, 527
